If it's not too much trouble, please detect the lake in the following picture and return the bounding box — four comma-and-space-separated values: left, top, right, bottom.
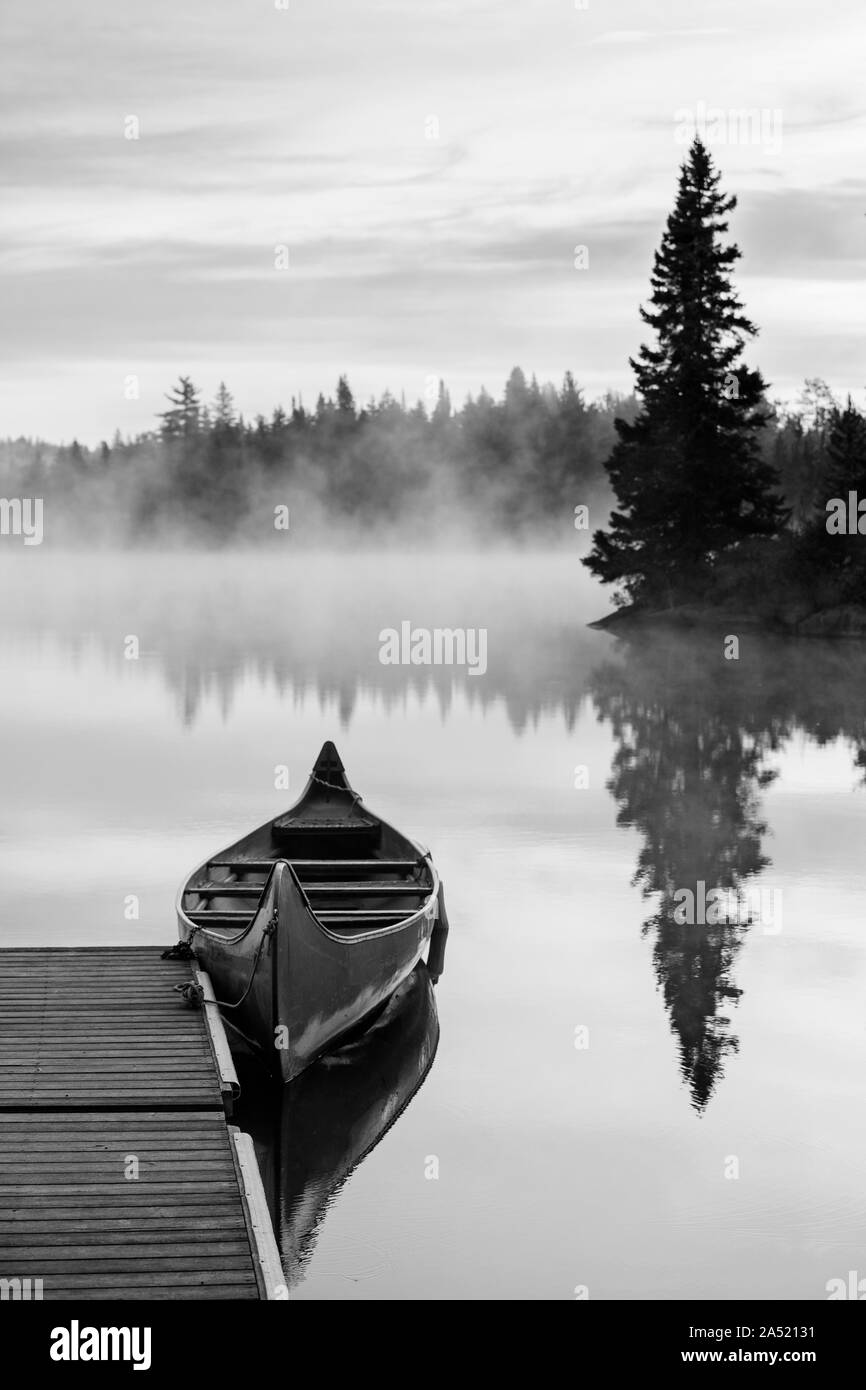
1, 551, 864, 1300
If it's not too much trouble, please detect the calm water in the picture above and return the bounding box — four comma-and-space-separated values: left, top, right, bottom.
1, 552, 865, 1300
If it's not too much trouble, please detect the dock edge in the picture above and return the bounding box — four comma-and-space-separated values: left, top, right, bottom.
229, 1126, 288, 1300
194, 967, 241, 1113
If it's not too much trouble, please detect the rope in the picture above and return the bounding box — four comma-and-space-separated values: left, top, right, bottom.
307, 772, 363, 807
170, 914, 277, 1012
161, 937, 197, 960
209, 915, 277, 1010
174, 981, 204, 1006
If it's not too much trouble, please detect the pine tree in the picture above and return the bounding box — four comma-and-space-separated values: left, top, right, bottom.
212, 381, 236, 429
431, 379, 452, 430
585, 139, 786, 607
803, 398, 866, 594
819, 397, 866, 502
158, 376, 202, 440
335, 375, 356, 421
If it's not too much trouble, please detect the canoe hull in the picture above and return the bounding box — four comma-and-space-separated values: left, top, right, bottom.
277, 863, 439, 1076
182, 863, 439, 1082
176, 742, 447, 1082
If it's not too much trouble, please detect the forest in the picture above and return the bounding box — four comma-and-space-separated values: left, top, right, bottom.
0, 365, 851, 550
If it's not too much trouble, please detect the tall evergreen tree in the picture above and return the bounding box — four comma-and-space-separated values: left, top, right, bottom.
158, 376, 202, 440
431, 379, 452, 430
335, 375, 356, 421
819, 397, 866, 502
585, 139, 786, 606
802, 397, 866, 594
212, 381, 236, 429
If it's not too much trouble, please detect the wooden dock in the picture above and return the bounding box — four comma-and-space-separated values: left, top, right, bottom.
0, 947, 285, 1300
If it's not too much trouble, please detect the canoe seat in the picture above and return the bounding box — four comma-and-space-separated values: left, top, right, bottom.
271, 814, 382, 855
317, 910, 420, 928
292, 859, 420, 876
274, 816, 379, 832
185, 911, 254, 925
210, 858, 421, 876
186, 884, 430, 909
304, 883, 430, 896
186, 884, 266, 898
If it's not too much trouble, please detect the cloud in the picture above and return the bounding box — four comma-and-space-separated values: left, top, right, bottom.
738, 186, 866, 281
2, 0, 865, 439
591, 27, 732, 45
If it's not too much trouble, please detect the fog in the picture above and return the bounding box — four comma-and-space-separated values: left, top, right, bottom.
0, 369, 631, 551
0, 370, 841, 560
0, 551, 611, 729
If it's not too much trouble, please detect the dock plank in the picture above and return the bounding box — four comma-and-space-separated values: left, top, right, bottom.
0, 1110, 260, 1299
0, 949, 284, 1300
0, 947, 222, 1110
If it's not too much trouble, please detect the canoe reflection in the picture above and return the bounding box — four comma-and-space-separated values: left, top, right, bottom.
234, 959, 441, 1289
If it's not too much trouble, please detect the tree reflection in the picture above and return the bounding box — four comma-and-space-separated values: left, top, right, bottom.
591, 635, 790, 1111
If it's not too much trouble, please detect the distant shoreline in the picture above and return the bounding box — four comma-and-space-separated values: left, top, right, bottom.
589, 603, 866, 639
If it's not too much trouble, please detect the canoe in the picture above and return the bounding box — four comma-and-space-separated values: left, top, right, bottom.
176, 741, 449, 1083
237, 960, 440, 1288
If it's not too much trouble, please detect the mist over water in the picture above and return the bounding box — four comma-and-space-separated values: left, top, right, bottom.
2, 551, 865, 1297
0, 549, 607, 726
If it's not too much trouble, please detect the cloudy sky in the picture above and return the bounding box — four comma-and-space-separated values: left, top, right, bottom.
3, 0, 864, 442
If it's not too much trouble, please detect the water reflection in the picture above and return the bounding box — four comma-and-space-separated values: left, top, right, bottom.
0, 554, 606, 732
590, 632, 866, 1111
4, 553, 866, 1133
235, 961, 440, 1291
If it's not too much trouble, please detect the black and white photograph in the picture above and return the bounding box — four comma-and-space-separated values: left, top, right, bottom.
1, 0, 864, 1356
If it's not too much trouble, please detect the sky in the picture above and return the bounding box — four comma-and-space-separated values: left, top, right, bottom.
2, 0, 865, 443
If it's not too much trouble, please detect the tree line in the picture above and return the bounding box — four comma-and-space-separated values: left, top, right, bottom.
0, 360, 851, 549
0, 372, 637, 543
